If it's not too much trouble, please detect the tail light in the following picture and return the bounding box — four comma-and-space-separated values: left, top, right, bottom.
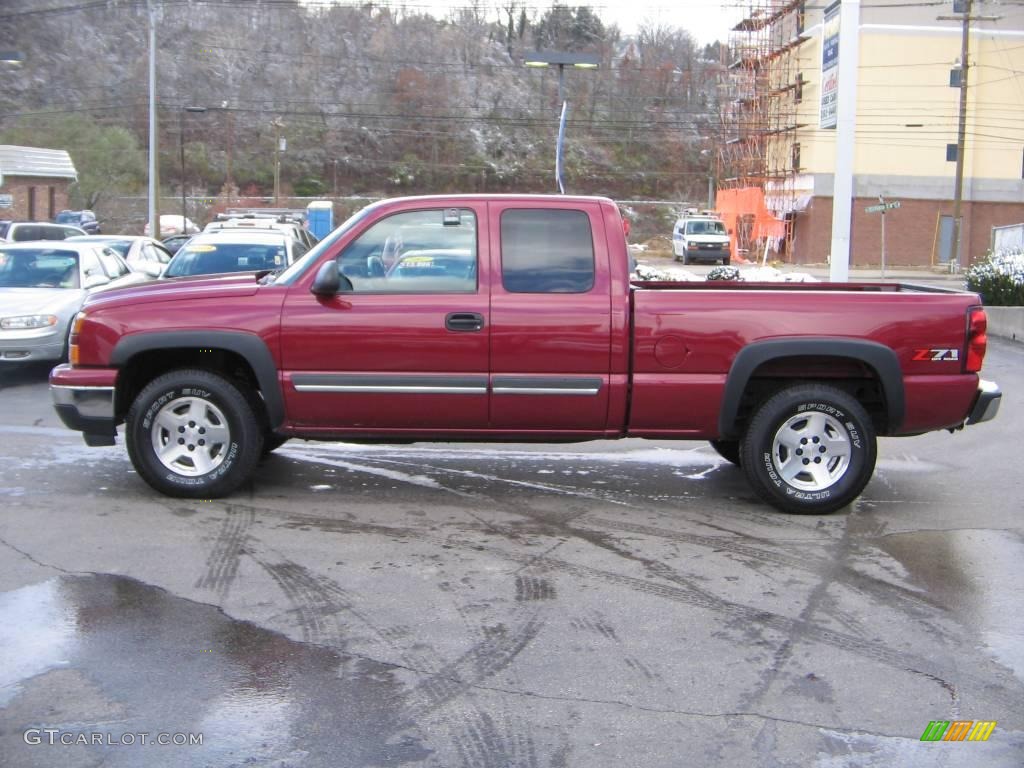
965, 306, 987, 373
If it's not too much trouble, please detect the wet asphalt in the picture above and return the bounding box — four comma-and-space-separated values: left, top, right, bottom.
0, 340, 1022, 767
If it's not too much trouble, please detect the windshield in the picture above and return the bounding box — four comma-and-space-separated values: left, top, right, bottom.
685, 220, 726, 235
274, 204, 376, 285
55, 212, 79, 224
164, 242, 288, 278
0, 248, 80, 288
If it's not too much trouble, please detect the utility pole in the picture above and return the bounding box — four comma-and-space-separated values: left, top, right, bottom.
146, 0, 159, 237
936, 2, 998, 273
949, 0, 971, 274
225, 106, 234, 203
272, 118, 284, 205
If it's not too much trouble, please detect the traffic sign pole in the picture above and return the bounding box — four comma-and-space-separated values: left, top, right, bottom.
865, 198, 900, 278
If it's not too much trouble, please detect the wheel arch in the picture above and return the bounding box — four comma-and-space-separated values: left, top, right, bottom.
718, 338, 904, 439
110, 331, 284, 429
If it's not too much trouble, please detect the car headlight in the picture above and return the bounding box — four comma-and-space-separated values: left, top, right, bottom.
1, 314, 58, 330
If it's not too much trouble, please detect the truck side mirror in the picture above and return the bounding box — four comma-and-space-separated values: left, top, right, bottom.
310, 260, 353, 296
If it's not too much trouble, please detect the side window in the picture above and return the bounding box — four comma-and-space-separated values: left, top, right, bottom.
500, 209, 595, 293
98, 247, 129, 277
149, 243, 172, 263
80, 249, 103, 278
292, 240, 308, 261
336, 208, 477, 293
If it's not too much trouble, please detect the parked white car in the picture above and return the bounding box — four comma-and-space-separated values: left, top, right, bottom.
68, 235, 173, 278
0, 242, 152, 362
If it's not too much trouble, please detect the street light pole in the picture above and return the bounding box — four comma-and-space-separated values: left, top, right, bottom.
179, 106, 206, 230
524, 51, 599, 195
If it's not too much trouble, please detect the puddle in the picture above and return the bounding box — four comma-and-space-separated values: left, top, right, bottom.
0, 574, 429, 767
877, 529, 1024, 680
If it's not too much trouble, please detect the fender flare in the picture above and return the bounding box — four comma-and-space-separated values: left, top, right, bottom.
111, 331, 284, 428
717, 338, 904, 438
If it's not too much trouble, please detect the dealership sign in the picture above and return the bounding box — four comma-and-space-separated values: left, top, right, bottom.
820, 1, 841, 129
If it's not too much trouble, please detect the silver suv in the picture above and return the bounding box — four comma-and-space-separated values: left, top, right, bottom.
0, 221, 87, 242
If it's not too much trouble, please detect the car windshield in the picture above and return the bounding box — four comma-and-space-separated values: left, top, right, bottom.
55, 212, 79, 224
685, 220, 726, 235
164, 242, 287, 277
0, 248, 80, 288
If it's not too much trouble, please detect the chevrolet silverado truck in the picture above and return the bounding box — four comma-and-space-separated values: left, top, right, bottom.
50, 195, 1001, 514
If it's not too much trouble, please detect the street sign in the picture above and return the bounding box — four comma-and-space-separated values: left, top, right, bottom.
865, 201, 901, 213
0, 194, 12, 209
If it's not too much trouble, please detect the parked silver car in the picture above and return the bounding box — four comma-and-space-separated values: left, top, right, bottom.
0, 242, 151, 362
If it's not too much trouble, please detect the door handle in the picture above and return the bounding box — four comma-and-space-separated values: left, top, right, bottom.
445, 312, 485, 332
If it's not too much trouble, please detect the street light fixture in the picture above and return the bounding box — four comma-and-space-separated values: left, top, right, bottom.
180, 106, 207, 231
524, 50, 599, 194
0, 50, 25, 65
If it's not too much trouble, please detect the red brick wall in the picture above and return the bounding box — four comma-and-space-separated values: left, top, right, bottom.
0, 177, 72, 221
791, 196, 1024, 267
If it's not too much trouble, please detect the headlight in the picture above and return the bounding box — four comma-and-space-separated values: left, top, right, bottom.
1, 314, 58, 330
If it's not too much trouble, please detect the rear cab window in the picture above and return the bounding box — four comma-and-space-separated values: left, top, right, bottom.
500, 209, 595, 293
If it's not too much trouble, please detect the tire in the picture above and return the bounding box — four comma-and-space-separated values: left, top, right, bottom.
126, 369, 264, 498
739, 384, 877, 514
710, 439, 741, 466
722, 256, 731, 266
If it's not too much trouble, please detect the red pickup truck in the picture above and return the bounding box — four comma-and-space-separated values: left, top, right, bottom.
50, 195, 1001, 514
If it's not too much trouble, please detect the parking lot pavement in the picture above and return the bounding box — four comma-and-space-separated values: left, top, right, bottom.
0, 341, 1022, 767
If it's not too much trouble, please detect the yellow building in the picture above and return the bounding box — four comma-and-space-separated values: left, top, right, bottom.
724, 0, 1024, 267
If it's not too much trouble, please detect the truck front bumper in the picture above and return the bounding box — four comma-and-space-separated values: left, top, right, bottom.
967, 379, 1001, 425
50, 364, 118, 446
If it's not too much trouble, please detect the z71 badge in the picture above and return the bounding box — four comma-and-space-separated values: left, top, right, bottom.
913, 348, 960, 362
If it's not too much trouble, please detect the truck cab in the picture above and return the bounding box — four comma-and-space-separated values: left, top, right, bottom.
672, 213, 731, 265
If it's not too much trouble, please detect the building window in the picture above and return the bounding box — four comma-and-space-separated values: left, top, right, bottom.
48, 186, 55, 218
792, 143, 801, 171
797, 1, 806, 34
28, 186, 36, 220
946, 144, 958, 162
794, 73, 803, 104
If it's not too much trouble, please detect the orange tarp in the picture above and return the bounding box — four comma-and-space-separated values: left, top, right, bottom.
715, 187, 787, 261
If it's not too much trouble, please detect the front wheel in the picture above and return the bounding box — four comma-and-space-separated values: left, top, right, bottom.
740, 384, 877, 514
126, 369, 264, 498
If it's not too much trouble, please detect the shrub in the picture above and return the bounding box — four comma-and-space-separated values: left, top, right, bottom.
966, 250, 1024, 306
706, 265, 742, 281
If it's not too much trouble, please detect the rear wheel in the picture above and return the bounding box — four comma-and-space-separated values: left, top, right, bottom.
740, 384, 876, 514
126, 369, 263, 498
709, 439, 741, 466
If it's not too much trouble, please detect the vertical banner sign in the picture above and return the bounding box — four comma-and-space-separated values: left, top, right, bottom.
820, 1, 841, 129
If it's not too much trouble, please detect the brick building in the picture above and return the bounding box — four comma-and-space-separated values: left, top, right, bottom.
722, 1, 1024, 267
0, 145, 78, 221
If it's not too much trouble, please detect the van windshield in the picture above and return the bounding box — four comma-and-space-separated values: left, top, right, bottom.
685, 220, 726, 235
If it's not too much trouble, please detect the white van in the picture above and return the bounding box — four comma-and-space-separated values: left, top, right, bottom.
672, 215, 731, 265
